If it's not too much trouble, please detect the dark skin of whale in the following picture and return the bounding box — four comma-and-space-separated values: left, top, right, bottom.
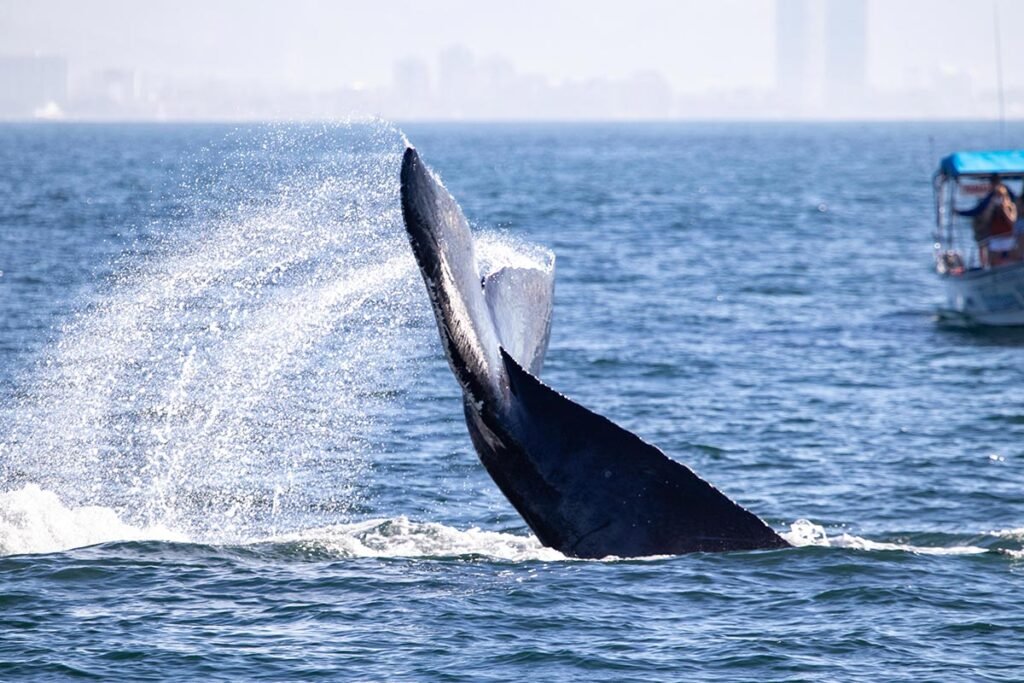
400, 146, 789, 558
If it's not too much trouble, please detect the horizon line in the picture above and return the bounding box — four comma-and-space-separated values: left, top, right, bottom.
2, 116, 1024, 126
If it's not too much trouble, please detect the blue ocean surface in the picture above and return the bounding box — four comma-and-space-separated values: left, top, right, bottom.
1, 121, 1023, 681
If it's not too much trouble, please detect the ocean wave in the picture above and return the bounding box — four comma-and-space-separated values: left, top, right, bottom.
3, 486, 1015, 561
0, 485, 563, 561
269, 516, 568, 562
988, 526, 1024, 540
0, 484, 185, 557
783, 519, 990, 556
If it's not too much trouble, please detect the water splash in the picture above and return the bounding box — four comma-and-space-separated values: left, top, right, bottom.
475, 230, 555, 276
0, 485, 567, 561
271, 516, 567, 562
0, 484, 185, 556
783, 519, 990, 556
0, 122, 429, 543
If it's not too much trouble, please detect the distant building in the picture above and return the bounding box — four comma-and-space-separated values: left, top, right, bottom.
437, 46, 479, 118
96, 68, 139, 104
824, 0, 867, 112
776, 0, 809, 108
71, 67, 148, 120
776, 0, 831, 116
0, 55, 68, 119
392, 57, 432, 118
776, 0, 867, 117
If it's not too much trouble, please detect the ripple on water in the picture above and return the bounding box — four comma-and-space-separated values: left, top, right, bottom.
2, 122, 1024, 680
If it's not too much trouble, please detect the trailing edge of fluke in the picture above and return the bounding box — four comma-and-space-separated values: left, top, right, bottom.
399, 145, 789, 558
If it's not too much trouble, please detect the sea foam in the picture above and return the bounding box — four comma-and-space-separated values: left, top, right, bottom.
0, 484, 184, 556
783, 519, 989, 556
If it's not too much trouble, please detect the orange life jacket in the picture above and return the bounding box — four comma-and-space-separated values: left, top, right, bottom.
991, 201, 1015, 237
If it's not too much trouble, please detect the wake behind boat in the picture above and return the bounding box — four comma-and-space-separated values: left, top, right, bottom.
933, 150, 1024, 326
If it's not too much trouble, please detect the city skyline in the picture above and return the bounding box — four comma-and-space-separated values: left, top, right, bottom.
0, 0, 1021, 121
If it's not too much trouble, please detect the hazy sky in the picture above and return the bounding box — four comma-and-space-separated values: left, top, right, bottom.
1, 0, 1022, 94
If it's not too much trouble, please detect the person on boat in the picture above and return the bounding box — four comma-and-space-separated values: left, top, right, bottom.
956, 175, 1010, 214
1012, 189, 1024, 262
1014, 190, 1024, 237
956, 175, 1017, 267
987, 184, 1018, 266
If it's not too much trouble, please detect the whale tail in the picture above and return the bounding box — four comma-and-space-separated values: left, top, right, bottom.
400, 145, 788, 558
492, 347, 788, 557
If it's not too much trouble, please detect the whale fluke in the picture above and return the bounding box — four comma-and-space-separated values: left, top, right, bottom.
483, 265, 553, 377
400, 145, 788, 558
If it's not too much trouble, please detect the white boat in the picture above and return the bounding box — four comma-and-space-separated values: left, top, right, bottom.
933, 150, 1024, 326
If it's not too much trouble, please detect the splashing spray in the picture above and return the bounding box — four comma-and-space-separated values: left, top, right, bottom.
0, 122, 430, 546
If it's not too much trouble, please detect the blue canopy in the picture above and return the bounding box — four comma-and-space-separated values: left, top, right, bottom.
939, 150, 1024, 178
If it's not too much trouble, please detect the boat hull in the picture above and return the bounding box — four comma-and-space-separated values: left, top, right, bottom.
940, 262, 1024, 326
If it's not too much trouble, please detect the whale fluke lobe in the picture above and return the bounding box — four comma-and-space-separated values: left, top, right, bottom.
399, 145, 788, 558
483, 265, 554, 377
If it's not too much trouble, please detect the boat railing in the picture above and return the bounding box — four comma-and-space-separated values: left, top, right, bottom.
937, 233, 1024, 275
981, 232, 1024, 269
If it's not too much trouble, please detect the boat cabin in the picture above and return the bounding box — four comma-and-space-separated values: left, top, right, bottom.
933, 150, 1024, 275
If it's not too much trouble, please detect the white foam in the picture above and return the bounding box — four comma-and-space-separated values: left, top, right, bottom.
5, 495, 1008, 562
782, 519, 988, 556
0, 485, 565, 560
272, 516, 568, 562
989, 527, 1024, 540
782, 518, 832, 547
475, 232, 555, 277
0, 484, 185, 557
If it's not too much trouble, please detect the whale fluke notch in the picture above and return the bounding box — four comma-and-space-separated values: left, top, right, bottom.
483, 264, 554, 377
399, 145, 789, 558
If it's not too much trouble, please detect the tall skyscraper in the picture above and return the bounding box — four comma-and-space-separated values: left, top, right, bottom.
824, 0, 867, 113
776, 0, 810, 109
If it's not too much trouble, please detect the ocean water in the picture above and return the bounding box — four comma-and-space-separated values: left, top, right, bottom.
1, 121, 1023, 681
